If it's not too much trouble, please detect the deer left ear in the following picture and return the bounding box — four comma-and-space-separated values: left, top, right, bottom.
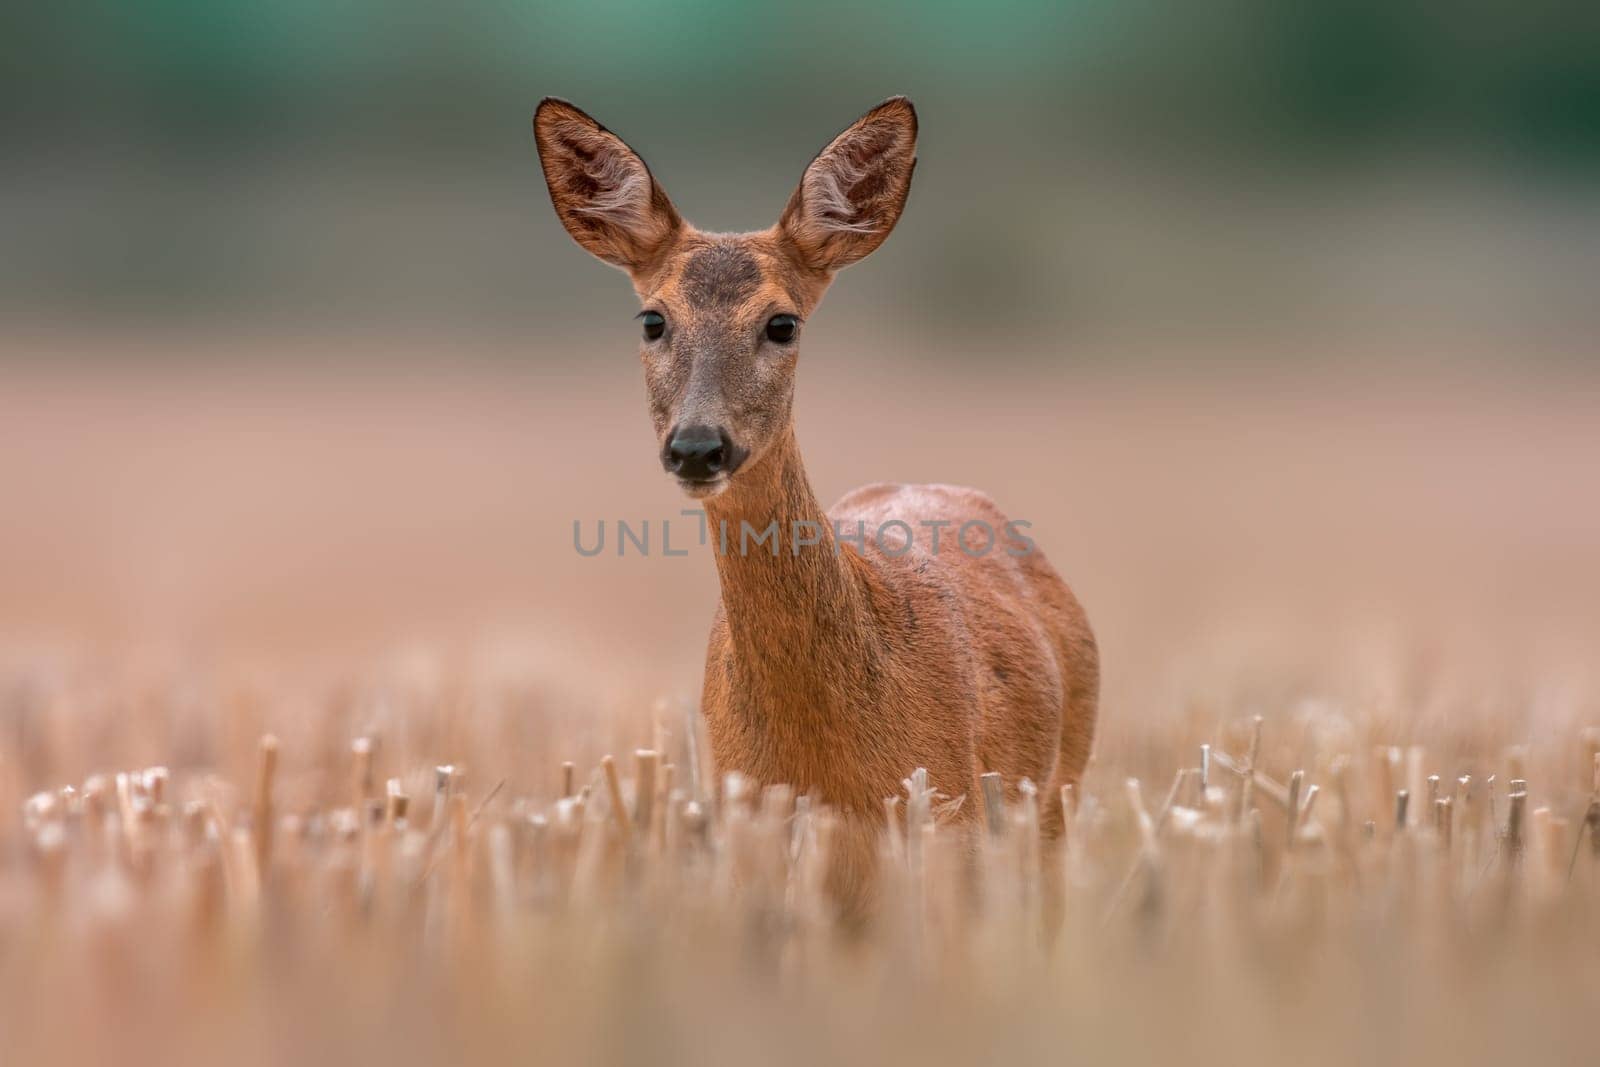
779, 97, 918, 273
534, 98, 682, 274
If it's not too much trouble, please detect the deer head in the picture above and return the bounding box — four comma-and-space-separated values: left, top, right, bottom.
534, 97, 917, 499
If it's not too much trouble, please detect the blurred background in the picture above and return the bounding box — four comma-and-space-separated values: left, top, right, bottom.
2, 2, 1598, 786
6, 2, 1598, 336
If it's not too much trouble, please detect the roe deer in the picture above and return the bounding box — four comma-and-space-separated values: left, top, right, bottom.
533, 96, 1098, 917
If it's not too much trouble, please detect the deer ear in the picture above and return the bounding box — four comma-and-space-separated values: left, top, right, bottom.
534, 98, 682, 273
779, 97, 918, 273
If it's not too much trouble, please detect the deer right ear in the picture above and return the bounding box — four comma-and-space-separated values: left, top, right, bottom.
779, 97, 918, 273
533, 99, 682, 273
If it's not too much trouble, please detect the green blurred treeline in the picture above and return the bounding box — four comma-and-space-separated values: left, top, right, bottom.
5, 2, 1595, 160
2, 1, 1595, 339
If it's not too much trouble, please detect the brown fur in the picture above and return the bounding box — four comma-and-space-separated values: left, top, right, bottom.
534, 97, 1099, 918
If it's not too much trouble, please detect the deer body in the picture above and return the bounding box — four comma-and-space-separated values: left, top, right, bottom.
535, 97, 1098, 915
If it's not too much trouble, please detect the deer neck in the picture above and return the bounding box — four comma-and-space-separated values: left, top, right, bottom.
702, 428, 875, 704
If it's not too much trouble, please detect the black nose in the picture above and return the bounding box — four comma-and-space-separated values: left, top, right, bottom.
664, 424, 733, 481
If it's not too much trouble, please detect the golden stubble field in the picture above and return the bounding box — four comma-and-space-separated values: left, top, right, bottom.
1, 329, 1598, 1065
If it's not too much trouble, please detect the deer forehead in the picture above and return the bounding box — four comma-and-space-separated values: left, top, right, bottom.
646, 236, 811, 322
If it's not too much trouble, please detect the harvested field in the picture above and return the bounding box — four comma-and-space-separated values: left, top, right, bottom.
4, 674, 1598, 1067
2, 339, 1598, 1065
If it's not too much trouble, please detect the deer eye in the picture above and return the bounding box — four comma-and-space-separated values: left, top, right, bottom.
765, 314, 798, 344
641, 311, 665, 341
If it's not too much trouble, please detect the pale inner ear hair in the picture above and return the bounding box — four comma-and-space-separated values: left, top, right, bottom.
804, 150, 879, 235
568, 140, 652, 229
538, 108, 651, 223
